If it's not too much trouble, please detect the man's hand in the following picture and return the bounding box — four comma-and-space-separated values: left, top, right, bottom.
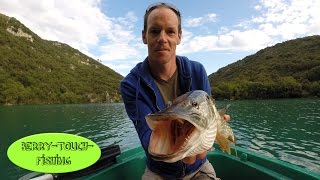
181, 114, 231, 164
182, 151, 207, 164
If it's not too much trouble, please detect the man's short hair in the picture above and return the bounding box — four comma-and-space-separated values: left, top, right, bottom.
143, 2, 182, 33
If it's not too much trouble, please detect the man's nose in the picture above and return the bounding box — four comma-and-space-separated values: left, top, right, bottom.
157, 31, 168, 43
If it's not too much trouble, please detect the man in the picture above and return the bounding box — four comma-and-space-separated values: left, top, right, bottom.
120, 2, 225, 179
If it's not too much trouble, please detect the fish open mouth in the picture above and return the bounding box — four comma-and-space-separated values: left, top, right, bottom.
148, 118, 198, 156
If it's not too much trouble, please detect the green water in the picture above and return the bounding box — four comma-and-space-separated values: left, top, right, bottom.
1, 99, 319, 179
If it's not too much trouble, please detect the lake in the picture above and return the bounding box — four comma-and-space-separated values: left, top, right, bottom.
1, 99, 320, 179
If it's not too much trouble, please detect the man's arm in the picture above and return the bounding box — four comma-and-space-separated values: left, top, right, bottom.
120, 79, 152, 151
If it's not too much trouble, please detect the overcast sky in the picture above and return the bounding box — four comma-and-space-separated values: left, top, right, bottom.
1, 0, 319, 76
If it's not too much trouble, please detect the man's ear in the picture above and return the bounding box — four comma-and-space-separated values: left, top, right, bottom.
142, 30, 147, 44
177, 31, 182, 45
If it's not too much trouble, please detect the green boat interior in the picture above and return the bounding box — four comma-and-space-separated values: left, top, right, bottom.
84, 144, 319, 180
20, 144, 320, 180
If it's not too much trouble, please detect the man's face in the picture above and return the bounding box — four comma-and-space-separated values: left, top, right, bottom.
142, 7, 182, 65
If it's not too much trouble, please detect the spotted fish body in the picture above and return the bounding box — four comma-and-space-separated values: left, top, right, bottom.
146, 90, 236, 163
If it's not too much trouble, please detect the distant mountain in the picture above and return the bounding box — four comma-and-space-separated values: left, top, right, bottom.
209, 35, 320, 99
0, 13, 123, 105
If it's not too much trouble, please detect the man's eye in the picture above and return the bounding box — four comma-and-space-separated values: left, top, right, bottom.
150, 29, 159, 34
167, 30, 176, 35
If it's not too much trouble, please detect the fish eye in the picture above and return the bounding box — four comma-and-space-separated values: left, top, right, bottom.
191, 101, 198, 108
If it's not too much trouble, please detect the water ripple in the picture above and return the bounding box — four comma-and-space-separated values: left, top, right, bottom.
222, 98, 320, 173
2, 99, 320, 179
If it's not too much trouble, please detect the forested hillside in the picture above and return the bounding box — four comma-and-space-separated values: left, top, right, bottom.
1, 12, 319, 104
0, 13, 123, 105
209, 35, 320, 99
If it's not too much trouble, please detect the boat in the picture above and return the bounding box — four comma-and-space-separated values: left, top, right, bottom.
20, 144, 320, 180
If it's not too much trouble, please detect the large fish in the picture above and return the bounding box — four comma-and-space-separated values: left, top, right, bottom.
145, 90, 236, 163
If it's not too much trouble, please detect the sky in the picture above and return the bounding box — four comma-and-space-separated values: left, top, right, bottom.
0, 0, 319, 76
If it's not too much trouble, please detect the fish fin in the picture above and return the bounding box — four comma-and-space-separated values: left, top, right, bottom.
227, 134, 236, 144
218, 104, 231, 117
229, 135, 237, 156
225, 145, 231, 154
215, 132, 232, 154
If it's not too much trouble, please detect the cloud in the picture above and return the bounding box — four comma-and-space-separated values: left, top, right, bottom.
1, 0, 319, 76
98, 43, 140, 61
0, 0, 145, 75
105, 63, 132, 70
252, 0, 320, 38
184, 13, 217, 27
178, 29, 271, 54
0, 0, 141, 55
0, 0, 110, 52
104, 60, 141, 76
179, 0, 320, 54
